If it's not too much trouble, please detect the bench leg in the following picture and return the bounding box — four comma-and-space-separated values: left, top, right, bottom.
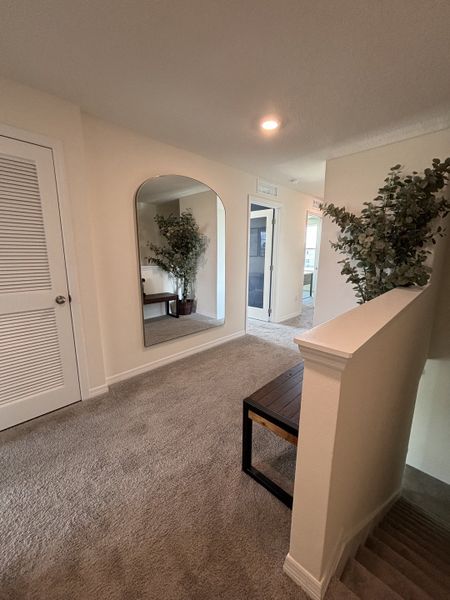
242, 402, 253, 471
242, 401, 293, 509
167, 299, 179, 318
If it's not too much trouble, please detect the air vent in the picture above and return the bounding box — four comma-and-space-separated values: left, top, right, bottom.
256, 178, 278, 198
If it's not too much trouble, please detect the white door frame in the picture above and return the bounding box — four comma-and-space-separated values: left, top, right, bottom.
247, 209, 274, 320
304, 209, 323, 300
245, 194, 282, 326
0, 123, 91, 401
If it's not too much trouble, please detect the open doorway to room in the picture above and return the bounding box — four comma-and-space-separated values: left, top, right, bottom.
246, 198, 314, 350
302, 212, 322, 324
247, 202, 275, 322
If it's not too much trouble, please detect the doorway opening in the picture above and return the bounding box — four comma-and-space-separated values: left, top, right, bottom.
247, 203, 275, 322
302, 212, 322, 322
246, 198, 314, 350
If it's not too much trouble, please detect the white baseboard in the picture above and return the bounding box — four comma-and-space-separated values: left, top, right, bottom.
275, 311, 301, 323
86, 384, 109, 399
283, 554, 322, 600
284, 487, 401, 599
325, 487, 401, 588
106, 330, 246, 385
196, 310, 218, 320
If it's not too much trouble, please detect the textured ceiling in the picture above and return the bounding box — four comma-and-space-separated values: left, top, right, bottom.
1, 0, 449, 197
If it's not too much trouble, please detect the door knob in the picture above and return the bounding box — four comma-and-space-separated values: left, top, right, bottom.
55, 295, 66, 305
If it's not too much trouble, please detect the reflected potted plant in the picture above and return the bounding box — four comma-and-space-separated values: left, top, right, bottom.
148, 210, 208, 315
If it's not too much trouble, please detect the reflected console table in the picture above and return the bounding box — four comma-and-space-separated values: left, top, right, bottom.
143, 292, 179, 318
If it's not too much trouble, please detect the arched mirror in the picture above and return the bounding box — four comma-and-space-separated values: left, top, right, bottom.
135, 175, 225, 347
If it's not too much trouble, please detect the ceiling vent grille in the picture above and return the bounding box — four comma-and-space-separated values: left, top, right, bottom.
256, 178, 278, 198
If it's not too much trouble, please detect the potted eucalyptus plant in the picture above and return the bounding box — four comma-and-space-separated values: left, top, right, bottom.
321, 157, 450, 303
148, 210, 208, 315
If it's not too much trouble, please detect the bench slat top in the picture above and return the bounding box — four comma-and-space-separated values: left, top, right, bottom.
244, 363, 303, 432
144, 292, 178, 303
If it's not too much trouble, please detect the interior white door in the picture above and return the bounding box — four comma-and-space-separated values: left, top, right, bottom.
0, 135, 80, 431
247, 209, 274, 321
312, 215, 322, 298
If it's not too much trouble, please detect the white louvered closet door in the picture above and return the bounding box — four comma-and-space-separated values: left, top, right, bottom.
0, 135, 80, 430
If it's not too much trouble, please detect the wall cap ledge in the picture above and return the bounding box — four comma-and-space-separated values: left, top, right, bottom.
295, 286, 426, 363
297, 344, 349, 372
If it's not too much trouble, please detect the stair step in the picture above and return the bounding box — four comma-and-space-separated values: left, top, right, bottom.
397, 498, 450, 531
356, 545, 433, 599
384, 513, 450, 556
393, 500, 450, 538
381, 519, 450, 565
389, 506, 450, 547
325, 578, 360, 599
366, 536, 449, 600
379, 522, 450, 572
373, 526, 450, 587
341, 559, 402, 600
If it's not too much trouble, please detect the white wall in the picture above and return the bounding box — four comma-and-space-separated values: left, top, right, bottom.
286, 286, 435, 596
313, 128, 450, 485
180, 190, 218, 318
0, 76, 316, 386
137, 198, 179, 266
81, 115, 316, 381
407, 232, 450, 484
314, 128, 450, 325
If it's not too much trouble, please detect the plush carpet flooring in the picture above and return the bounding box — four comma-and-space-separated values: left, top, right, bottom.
144, 313, 224, 346
402, 464, 450, 523
0, 335, 305, 600
247, 303, 314, 350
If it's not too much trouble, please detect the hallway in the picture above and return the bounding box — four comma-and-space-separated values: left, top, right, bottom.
247, 302, 314, 350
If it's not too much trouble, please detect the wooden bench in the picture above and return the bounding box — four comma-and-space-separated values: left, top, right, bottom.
143, 292, 179, 318
242, 363, 303, 508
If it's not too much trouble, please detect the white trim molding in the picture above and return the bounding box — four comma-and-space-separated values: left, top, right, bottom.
296, 344, 349, 372
106, 330, 245, 385
323, 488, 401, 590
88, 384, 110, 398
284, 488, 401, 599
283, 554, 322, 600
275, 310, 301, 323
245, 194, 282, 325
248, 193, 282, 210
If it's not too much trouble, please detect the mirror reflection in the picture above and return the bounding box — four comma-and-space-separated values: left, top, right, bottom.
136, 175, 225, 347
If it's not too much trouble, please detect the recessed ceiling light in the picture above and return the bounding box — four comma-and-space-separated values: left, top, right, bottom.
260, 117, 280, 131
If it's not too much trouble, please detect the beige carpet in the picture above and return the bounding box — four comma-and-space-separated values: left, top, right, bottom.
247, 303, 314, 350
0, 335, 305, 600
144, 313, 224, 346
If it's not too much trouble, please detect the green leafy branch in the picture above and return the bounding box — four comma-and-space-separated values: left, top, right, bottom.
321, 157, 450, 303
148, 210, 208, 301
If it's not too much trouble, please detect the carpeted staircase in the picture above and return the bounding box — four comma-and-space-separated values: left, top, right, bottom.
326, 497, 450, 599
